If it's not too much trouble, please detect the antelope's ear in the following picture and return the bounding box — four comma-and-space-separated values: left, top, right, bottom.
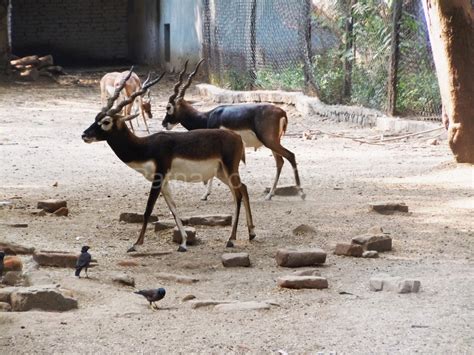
121, 113, 140, 122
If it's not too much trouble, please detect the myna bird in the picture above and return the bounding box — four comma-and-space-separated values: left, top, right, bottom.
75, 246, 91, 278
0, 251, 5, 278
134, 288, 166, 310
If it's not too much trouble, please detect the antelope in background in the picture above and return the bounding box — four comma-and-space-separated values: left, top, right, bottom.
161, 60, 305, 201
83, 69, 256, 253
100, 70, 153, 133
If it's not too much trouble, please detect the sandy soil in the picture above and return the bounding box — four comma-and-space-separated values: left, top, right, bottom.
0, 72, 473, 354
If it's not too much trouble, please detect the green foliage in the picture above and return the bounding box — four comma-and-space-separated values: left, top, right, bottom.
224, 70, 255, 91
255, 65, 304, 91
312, 49, 345, 104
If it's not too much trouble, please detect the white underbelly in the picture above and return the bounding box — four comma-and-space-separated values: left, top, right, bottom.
220, 127, 263, 149
167, 158, 220, 183
126, 160, 156, 182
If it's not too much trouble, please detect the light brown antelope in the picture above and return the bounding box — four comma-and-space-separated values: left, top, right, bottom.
83, 69, 256, 253
99, 70, 152, 133
161, 60, 305, 201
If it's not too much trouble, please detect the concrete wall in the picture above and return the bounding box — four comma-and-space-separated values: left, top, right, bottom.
11, 0, 129, 64
159, 0, 203, 71
128, 0, 159, 65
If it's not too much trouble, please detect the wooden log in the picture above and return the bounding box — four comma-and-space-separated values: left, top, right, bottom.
10, 55, 40, 67
38, 55, 54, 68
19, 68, 39, 81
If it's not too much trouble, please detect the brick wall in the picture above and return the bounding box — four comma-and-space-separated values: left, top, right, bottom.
11, 0, 129, 64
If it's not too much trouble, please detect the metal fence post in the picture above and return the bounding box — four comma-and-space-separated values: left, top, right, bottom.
387, 0, 402, 116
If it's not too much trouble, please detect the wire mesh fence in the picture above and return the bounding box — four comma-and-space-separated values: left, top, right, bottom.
202, 0, 441, 120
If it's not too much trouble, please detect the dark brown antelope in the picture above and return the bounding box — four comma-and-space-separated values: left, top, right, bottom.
161, 60, 305, 201
83, 69, 255, 253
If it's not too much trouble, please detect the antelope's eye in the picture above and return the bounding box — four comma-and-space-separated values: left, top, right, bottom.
99, 117, 113, 131
166, 103, 174, 115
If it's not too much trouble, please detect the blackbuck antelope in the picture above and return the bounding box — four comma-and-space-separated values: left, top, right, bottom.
100, 70, 153, 134
83, 69, 256, 253
161, 60, 305, 201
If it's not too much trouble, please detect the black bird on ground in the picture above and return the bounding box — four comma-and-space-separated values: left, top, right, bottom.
0, 251, 5, 278
134, 288, 166, 310
75, 246, 91, 278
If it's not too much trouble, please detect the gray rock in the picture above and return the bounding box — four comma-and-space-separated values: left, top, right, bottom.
352, 234, 392, 252
111, 273, 135, 287
156, 272, 199, 284
368, 202, 409, 214
369, 274, 400, 292
1, 271, 24, 286
154, 220, 175, 231
277, 275, 328, 289
398, 279, 421, 293
10, 286, 78, 312
292, 224, 316, 235
362, 250, 379, 258
37, 199, 67, 213
0, 241, 35, 255
0, 302, 12, 312
119, 212, 158, 224
370, 274, 420, 293
172, 227, 197, 245
276, 248, 326, 267
291, 269, 321, 277
221, 253, 250, 267
190, 299, 236, 309
334, 243, 363, 257
215, 301, 271, 312
186, 214, 232, 227
33, 251, 83, 268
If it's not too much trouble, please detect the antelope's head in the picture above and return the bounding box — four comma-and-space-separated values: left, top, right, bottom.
82, 68, 164, 143
162, 59, 204, 130
141, 90, 153, 118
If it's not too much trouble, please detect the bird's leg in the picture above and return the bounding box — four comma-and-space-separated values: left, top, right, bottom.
85, 268, 89, 278
153, 302, 159, 310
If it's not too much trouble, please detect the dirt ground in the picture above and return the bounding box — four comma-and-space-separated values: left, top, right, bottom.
0, 71, 472, 354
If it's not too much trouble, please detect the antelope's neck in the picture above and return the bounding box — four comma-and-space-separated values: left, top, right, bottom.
106, 128, 150, 163
178, 106, 209, 130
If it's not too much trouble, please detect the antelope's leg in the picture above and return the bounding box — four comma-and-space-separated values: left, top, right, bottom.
201, 178, 213, 201
129, 175, 162, 252
161, 183, 188, 252
239, 182, 256, 240
266, 151, 284, 200
264, 142, 305, 200
216, 170, 241, 248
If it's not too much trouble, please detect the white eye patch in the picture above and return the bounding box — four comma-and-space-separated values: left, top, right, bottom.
98, 117, 113, 131
166, 103, 174, 115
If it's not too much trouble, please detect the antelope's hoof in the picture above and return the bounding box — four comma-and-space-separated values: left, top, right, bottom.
200, 196, 208, 201
264, 194, 273, 201
249, 233, 256, 241
177, 245, 187, 252
226, 241, 234, 248
127, 246, 137, 253
300, 192, 306, 200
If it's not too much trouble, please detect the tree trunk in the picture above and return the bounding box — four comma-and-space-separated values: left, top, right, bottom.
422, 0, 474, 163
0, 0, 9, 72
387, 0, 402, 116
